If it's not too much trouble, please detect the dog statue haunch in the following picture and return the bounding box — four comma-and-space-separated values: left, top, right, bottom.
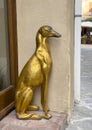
15, 25, 61, 120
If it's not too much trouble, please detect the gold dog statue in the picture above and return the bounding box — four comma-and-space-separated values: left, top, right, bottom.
15, 25, 61, 120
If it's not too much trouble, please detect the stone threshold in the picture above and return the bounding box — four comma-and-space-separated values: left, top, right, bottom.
0, 110, 67, 130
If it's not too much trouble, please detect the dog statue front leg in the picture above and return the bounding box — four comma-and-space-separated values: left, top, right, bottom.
41, 74, 52, 119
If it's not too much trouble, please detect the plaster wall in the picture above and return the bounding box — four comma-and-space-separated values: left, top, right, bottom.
16, 0, 74, 116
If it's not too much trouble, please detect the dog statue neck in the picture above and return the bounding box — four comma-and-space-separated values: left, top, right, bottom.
36, 32, 49, 52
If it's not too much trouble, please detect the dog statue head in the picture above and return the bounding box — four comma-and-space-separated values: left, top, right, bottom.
38, 25, 61, 38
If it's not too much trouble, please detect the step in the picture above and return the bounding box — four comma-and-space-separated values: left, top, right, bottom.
0, 110, 67, 130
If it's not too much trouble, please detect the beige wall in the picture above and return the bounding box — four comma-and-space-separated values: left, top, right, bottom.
16, 0, 74, 118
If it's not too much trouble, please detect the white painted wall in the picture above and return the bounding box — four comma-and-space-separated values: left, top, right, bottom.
74, 0, 82, 103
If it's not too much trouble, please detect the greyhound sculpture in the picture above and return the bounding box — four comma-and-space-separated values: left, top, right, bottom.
15, 25, 61, 120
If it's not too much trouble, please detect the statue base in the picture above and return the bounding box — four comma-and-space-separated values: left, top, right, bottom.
0, 110, 67, 130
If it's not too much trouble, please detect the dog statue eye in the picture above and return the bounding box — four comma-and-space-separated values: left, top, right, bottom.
45, 28, 49, 31
45, 26, 52, 32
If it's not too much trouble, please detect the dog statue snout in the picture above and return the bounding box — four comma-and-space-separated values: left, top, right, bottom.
51, 30, 61, 38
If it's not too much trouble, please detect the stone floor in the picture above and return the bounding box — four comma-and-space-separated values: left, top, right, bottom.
0, 111, 67, 130
66, 45, 92, 130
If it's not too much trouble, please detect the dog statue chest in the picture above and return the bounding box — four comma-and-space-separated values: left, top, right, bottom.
36, 47, 52, 73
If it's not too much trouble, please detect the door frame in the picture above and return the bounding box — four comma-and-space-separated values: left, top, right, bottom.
0, 0, 18, 119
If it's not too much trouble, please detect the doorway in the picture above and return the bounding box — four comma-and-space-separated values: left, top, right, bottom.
74, 0, 92, 102
0, 0, 18, 119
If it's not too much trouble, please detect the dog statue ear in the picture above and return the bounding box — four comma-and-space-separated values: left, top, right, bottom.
38, 27, 46, 37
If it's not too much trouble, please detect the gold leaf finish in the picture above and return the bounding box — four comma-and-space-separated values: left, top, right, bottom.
15, 25, 61, 120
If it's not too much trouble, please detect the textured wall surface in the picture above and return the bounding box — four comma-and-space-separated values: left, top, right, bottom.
16, 0, 74, 117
